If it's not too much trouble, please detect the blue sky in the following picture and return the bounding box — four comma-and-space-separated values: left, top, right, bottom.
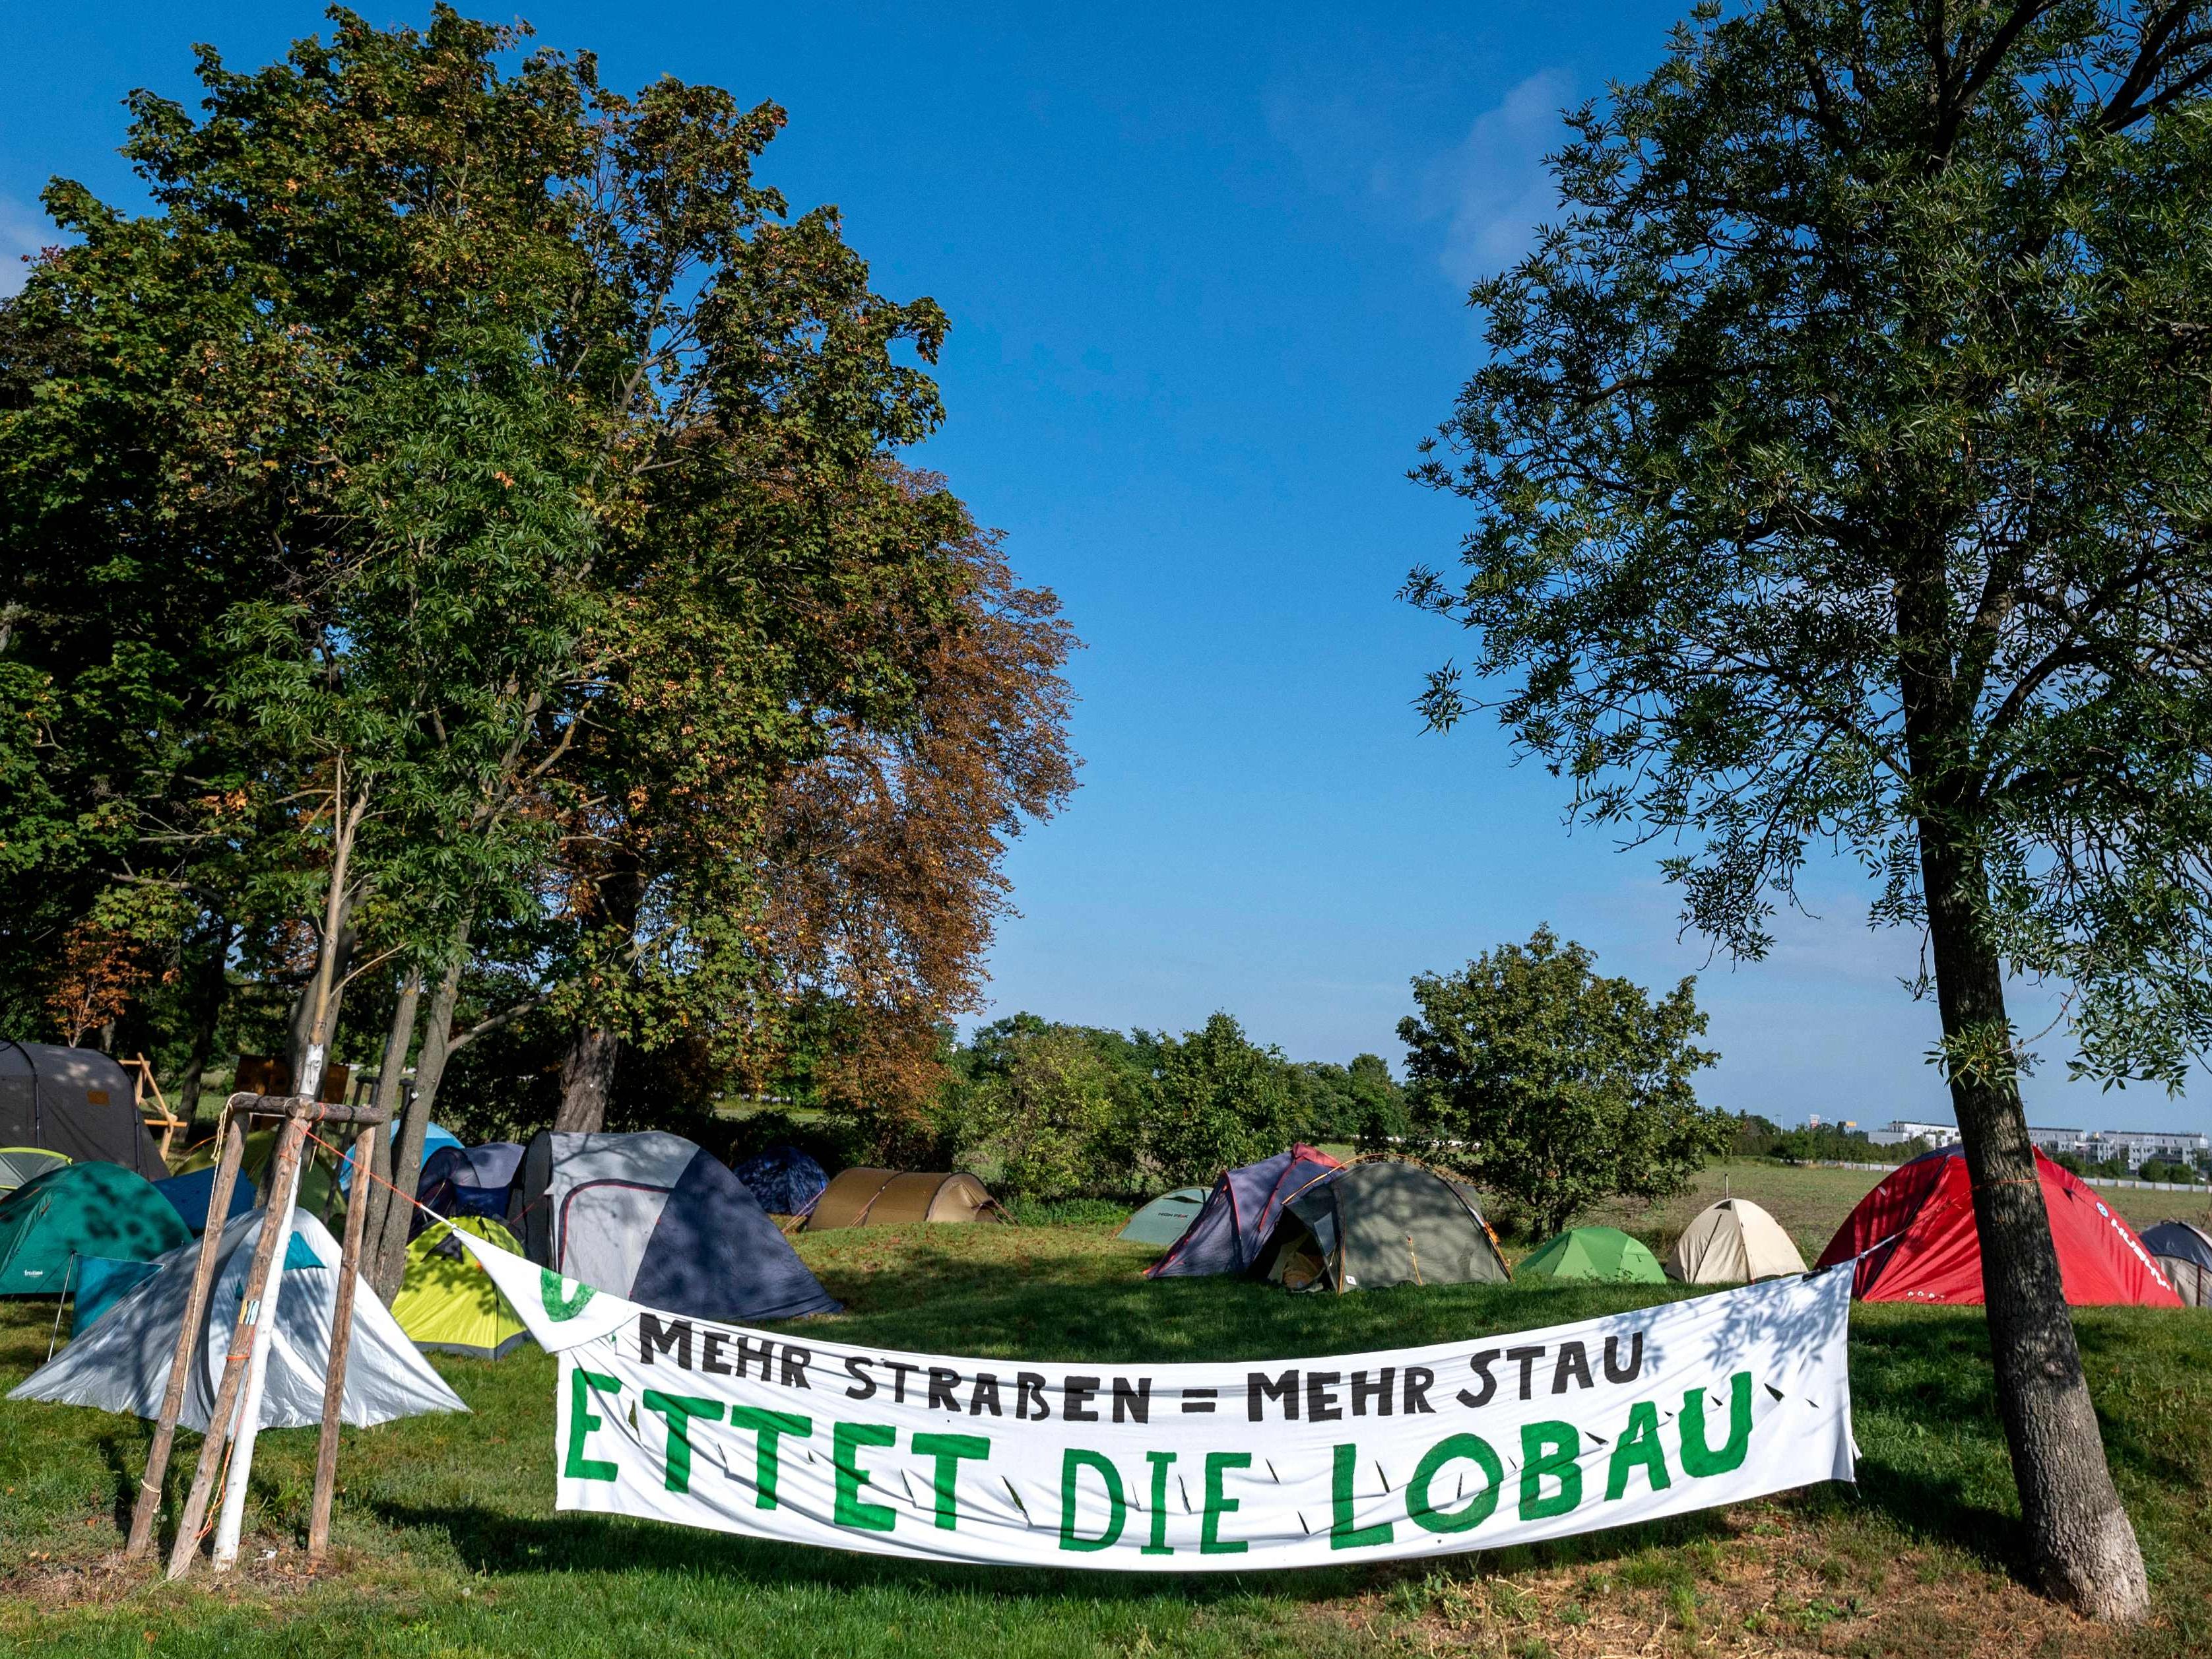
6, 2, 2203, 1136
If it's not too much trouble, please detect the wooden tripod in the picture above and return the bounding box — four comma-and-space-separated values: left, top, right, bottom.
121, 1091, 390, 1576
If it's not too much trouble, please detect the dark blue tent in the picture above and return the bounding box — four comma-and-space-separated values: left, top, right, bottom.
154, 1165, 259, 1233
1145, 1144, 1342, 1278
414, 1142, 525, 1235
509, 1131, 838, 1323
731, 1145, 830, 1216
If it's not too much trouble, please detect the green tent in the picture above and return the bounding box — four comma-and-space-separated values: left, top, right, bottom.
1118, 1187, 1208, 1247
1255, 1161, 1511, 1293
1517, 1225, 1667, 1284
391, 1215, 531, 1360
0, 1162, 192, 1297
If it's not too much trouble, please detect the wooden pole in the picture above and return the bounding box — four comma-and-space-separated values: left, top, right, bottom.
164, 1114, 310, 1580
125, 1112, 246, 1558
308, 1119, 377, 1560
211, 1108, 317, 1573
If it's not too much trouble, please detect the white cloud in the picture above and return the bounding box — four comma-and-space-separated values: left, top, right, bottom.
1421, 69, 1573, 286
0, 196, 54, 298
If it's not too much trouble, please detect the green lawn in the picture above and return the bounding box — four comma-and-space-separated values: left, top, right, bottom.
3, 1168, 2209, 1658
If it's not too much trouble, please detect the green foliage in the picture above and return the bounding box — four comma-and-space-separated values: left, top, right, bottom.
1300, 1053, 1409, 1146
1140, 1012, 1303, 1187
2136, 1159, 2207, 1185
1397, 928, 1726, 1236
0, 8, 1072, 1163
1767, 1126, 1922, 1165
958, 1022, 1147, 1200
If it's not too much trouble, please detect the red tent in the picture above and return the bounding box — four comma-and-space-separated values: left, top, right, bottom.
1815, 1146, 2182, 1306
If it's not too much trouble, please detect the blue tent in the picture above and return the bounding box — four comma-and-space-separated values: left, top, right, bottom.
339, 1123, 461, 1193
154, 1165, 259, 1233
510, 1131, 838, 1322
731, 1145, 830, 1216
413, 1142, 525, 1236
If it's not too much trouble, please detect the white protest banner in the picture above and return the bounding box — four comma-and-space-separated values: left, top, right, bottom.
457, 1233, 1856, 1572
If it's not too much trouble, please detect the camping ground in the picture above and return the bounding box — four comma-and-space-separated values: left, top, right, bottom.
2, 1161, 2209, 1659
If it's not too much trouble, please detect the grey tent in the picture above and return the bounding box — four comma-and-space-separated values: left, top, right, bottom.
509, 1131, 839, 1323
0, 1042, 165, 1176
0, 1147, 70, 1195
1254, 1160, 1511, 1293
9, 1208, 465, 1431
1119, 1187, 1208, 1247
2141, 1220, 2212, 1307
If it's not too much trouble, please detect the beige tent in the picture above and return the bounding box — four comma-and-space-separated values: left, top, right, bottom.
803, 1167, 1008, 1231
1664, 1197, 1808, 1284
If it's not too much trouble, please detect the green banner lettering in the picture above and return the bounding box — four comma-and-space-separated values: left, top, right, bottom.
1408, 1433, 1503, 1535
1680, 1373, 1753, 1478
1059, 1449, 1128, 1551
728, 1406, 812, 1510
564, 1368, 621, 1481
1330, 1443, 1394, 1549
833, 1422, 898, 1532
911, 1432, 991, 1531
1518, 1421, 1582, 1520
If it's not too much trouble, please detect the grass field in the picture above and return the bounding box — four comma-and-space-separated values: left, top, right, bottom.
3, 1162, 2208, 1658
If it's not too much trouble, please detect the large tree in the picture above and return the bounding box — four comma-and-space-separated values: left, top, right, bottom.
1406, 0, 2212, 1619
1397, 928, 1724, 1237
2, 9, 1076, 1291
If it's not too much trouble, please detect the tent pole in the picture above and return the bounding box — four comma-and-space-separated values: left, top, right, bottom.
308, 1119, 377, 1560
164, 1112, 309, 1580
210, 1109, 313, 1571
126, 1111, 245, 1558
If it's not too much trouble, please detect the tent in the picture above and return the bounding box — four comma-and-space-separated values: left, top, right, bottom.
1664, 1198, 1809, 1284
69, 1256, 161, 1332
1145, 1144, 1343, 1278
2141, 1221, 2212, 1308
341, 1122, 461, 1193
1118, 1187, 1208, 1247
732, 1145, 831, 1216
0, 1163, 192, 1297
176, 1128, 341, 1223
0, 1041, 165, 1176
509, 1130, 839, 1322
803, 1168, 1009, 1231
392, 1215, 531, 1359
152, 1165, 259, 1233
414, 1142, 525, 1233
0, 1148, 69, 1195
9, 1208, 465, 1431
1518, 1226, 1668, 1284
1254, 1161, 1510, 1293
1815, 1147, 2182, 1305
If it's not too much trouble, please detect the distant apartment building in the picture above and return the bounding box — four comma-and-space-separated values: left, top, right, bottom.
2027, 1126, 2092, 1157
2086, 1129, 2210, 1171
1866, 1120, 1961, 1148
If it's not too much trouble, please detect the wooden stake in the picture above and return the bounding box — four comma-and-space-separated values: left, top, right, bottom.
308, 1120, 377, 1561
125, 1113, 246, 1559
164, 1115, 310, 1581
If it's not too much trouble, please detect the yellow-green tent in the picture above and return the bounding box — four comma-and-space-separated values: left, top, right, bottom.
391, 1215, 531, 1360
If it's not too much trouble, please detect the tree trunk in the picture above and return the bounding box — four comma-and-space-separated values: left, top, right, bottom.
169, 918, 235, 1130
1917, 822, 2150, 1621
553, 856, 645, 1135
288, 894, 360, 1084
357, 967, 424, 1287
555, 1026, 622, 1134
368, 922, 470, 1297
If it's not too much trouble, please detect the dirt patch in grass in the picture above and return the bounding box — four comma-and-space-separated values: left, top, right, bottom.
1328, 1498, 2152, 1659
